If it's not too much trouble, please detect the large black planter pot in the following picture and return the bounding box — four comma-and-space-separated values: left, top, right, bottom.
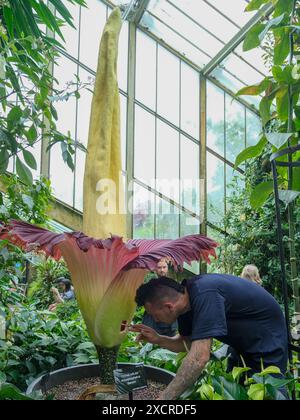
26, 363, 175, 396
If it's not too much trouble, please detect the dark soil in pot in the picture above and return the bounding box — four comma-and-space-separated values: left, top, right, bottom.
46, 377, 167, 400
27, 363, 175, 400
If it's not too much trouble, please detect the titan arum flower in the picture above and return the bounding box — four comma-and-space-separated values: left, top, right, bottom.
0, 219, 218, 383
0, 8, 218, 388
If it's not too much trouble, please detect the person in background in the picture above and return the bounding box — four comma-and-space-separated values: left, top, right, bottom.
48, 278, 75, 312
142, 258, 178, 337
241, 264, 262, 286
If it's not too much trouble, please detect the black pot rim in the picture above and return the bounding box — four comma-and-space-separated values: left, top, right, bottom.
26, 362, 175, 396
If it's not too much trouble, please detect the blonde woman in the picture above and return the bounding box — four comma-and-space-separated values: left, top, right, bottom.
241, 265, 262, 286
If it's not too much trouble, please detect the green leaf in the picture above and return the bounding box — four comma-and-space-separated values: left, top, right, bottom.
248, 383, 265, 400
292, 166, 300, 191
236, 79, 270, 96
265, 132, 293, 149
243, 23, 265, 51
259, 96, 272, 126
0, 372, 6, 385
272, 65, 296, 84
250, 181, 274, 209
0, 55, 6, 79
197, 383, 214, 400
0, 149, 9, 174
274, 28, 290, 65
0, 383, 34, 400
274, 0, 294, 17
3, 6, 14, 38
245, 0, 268, 12
278, 190, 300, 205
253, 373, 295, 389
48, 0, 75, 28
213, 393, 224, 400
212, 376, 248, 400
66, 152, 75, 172
7, 106, 22, 124
37, 1, 64, 39
22, 149, 37, 170
50, 103, 58, 121
259, 366, 282, 377
259, 13, 286, 43
276, 87, 289, 121
16, 157, 33, 186
235, 136, 267, 168
232, 367, 251, 382
27, 125, 38, 143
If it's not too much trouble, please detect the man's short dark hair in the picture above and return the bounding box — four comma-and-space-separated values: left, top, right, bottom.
135, 277, 185, 307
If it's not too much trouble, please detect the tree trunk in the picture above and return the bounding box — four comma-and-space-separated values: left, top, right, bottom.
95, 345, 120, 385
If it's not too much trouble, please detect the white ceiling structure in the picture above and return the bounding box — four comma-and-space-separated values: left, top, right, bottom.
108, 0, 272, 108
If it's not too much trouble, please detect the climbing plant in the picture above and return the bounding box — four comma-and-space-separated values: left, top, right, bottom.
236, 0, 300, 322
0, 0, 87, 185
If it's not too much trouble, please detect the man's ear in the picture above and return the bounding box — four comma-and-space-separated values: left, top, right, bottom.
164, 302, 175, 311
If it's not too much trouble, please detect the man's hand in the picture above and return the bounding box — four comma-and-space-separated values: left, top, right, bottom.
158, 338, 212, 400
129, 324, 161, 345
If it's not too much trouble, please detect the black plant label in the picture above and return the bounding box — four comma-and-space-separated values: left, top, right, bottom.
113, 363, 148, 395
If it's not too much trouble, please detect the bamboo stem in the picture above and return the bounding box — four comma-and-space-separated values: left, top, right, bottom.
287, 0, 300, 315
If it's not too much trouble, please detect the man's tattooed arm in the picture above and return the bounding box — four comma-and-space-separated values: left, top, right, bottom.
158, 338, 212, 400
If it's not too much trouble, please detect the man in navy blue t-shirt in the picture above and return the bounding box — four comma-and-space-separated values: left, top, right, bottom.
131, 274, 288, 400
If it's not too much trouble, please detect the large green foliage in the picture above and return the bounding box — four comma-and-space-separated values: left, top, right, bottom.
0, 175, 53, 309
209, 157, 300, 301
236, 0, 300, 195
27, 257, 70, 309
0, 302, 89, 390
236, 0, 300, 318
0, 174, 52, 225
0, 0, 87, 184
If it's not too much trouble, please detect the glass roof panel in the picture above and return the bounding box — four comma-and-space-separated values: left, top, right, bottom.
234, 44, 270, 77
209, 67, 260, 109
169, 0, 238, 43
139, 0, 258, 70
221, 53, 264, 86
140, 11, 210, 67
206, 0, 256, 26
145, 0, 224, 58
109, 0, 267, 108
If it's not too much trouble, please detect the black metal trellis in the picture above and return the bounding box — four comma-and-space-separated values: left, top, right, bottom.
270, 144, 300, 393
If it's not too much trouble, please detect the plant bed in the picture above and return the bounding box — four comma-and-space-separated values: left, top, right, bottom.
27, 363, 175, 400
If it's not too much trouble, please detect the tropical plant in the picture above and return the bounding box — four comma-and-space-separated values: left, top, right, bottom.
0, 0, 87, 184
182, 352, 295, 401
0, 175, 53, 308
0, 302, 89, 389
0, 377, 34, 400
209, 157, 300, 302
0, 174, 52, 225
27, 256, 69, 309
236, 0, 300, 322
0, 240, 27, 308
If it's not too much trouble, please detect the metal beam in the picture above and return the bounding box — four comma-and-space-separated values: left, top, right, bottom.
126, 22, 136, 239
132, 0, 150, 24
202, 3, 274, 76
118, 0, 150, 24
